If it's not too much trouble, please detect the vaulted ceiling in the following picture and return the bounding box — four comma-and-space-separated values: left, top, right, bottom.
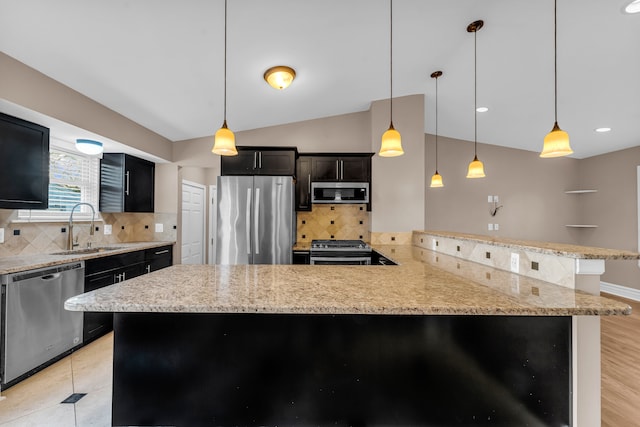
1, 0, 639, 158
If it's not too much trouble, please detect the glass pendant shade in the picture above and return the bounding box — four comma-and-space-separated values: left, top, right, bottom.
540, 122, 573, 158
212, 121, 237, 156
430, 171, 443, 188
379, 123, 404, 157
75, 139, 103, 155
466, 156, 486, 178
264, 66, 296, 90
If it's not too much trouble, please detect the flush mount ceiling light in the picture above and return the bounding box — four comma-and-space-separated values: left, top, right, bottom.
379, 0, 404, 157
212, 0, 237, 156
625, 0, 640, 13
466, 20, 486, 179
75, 139, 103, 155
264, 66, 296, 90
430, 71, 444, 188
595, 127, 612, 133
540, 0, 573, 158
476, 107, 489, 113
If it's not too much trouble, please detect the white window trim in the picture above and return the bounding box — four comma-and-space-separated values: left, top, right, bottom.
17, 137, 101, 223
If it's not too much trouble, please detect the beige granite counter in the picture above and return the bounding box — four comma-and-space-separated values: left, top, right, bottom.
415, 230, 640, 260
0, 241, 175, 274
65, 244, 630, 316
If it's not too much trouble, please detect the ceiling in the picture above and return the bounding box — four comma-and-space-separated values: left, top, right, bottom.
1, 0, 639, 159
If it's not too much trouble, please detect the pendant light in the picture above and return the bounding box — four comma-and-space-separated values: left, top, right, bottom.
212, 0, 237, 156
430, 71, 443, 188
466, 20, 486, 179
540, 0, 573, 158
379, 0, 404, 157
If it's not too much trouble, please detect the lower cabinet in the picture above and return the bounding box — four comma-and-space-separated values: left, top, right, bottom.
83, 245, 173, 343
292, 250, 310, 265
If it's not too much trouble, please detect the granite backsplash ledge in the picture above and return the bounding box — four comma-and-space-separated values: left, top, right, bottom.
0, 209, 177, 257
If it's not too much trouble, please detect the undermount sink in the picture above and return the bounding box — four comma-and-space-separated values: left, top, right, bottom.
51, 247, 124, 256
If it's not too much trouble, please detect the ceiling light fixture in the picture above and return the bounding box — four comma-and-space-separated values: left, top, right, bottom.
430, 70, 444, 188
264, 66, 296, 90
540, 0, 573, 158
625, 0, 640, 14
212, 0, 237, 156
595, 127, 611, 133
466, 20, 486, 179
476, 107, 489, 113
75, 139, 103, 155
379, 0, 404, 157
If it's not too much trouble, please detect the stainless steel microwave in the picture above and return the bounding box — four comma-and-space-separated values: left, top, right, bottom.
311, 182, 369, 204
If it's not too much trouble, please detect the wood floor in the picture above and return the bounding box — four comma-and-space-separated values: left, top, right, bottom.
601, 293, 640, 427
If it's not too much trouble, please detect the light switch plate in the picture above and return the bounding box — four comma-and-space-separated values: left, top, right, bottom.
494, 223, 499, 230
488, 223, 494, 231
487, 195, 494, 203
104, 224, 112, 235
0, 227, 4, 243
510, 253, 520, 273
155, 223, 164, 233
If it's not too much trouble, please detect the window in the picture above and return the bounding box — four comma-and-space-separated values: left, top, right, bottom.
19, 139, 99, 221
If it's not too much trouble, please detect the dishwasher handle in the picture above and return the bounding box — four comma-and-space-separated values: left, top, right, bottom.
41, 273, 61, 281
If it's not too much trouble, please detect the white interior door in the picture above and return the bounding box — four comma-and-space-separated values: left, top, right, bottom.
181, 180, 206, 265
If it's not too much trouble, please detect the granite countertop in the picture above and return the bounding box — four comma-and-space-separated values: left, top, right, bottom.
416, 230, 640, 260
0, 241, 175, 274
65, 244, 631, 316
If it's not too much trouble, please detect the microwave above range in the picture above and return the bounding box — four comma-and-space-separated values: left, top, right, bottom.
311, 182, 369, 204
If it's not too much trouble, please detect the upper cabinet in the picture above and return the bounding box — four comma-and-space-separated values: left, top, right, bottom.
0, 113, 50, 209
295, 155, 312, 211
100, 153, 155, 212
311, 154, 372, 182
221, 146, 297, 176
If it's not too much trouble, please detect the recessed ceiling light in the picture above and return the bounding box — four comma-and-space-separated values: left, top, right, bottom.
595, 127, 611, 133
476, 107, 489, 113
625, 0, 640, 14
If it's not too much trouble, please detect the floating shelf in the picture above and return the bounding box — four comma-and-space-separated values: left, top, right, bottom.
565, 225, 598, 228
564, 190, 597, 194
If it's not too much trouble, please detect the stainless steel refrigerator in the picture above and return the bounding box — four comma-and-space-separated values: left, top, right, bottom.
216, 175, 294, 264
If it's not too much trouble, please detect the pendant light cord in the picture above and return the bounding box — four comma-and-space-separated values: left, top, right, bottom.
553, 0, 558, 124
223, 0, 228, 123
435, 75, 439, 170
474, 27, 478, 156
389, 0, 393, 123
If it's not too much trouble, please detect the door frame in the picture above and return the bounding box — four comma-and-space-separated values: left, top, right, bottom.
208, 184, 217, 265
181, 180, 207, 265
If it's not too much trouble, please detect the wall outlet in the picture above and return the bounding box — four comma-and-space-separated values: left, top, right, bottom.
510, 253, 520, 273
104, 224, 112, 235
155, 223, 164, 233
0, 227, 4, 243
488, 223, 494, 231
494, 195, 499, 203
494, 223, 499, 230
488, 195, 494, 203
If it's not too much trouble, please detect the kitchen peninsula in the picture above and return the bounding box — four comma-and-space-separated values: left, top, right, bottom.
65, 232, 636, 427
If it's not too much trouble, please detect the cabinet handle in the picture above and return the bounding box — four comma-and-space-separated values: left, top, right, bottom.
259, 151, 263, 169
146, 265, 151, 273
307, 174, 311, 194
253, 152, 258, 169
340, 160, 344, 180
154, 249, 169, 255
336, 160, 339, 180
125, 171, 130, 195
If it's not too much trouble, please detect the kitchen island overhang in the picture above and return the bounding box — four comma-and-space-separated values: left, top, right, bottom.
65, 240, 634, 427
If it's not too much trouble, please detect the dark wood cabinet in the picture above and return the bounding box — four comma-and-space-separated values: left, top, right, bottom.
0, 112, 50, 209
292, 250, 310, 264
221, 146, 297, 176
295, 156, 312, 211
310, 154, 372, 182
83, 246, 172, 343
100, 153, 155, 212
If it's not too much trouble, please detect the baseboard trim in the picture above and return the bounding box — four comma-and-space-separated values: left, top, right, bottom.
601, 281, 640, 302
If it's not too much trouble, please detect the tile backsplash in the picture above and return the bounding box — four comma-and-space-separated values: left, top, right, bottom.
297, 204, 370, 242
0, 209, 177, 257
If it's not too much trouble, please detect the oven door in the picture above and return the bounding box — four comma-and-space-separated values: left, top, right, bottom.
309, 256, 371, 265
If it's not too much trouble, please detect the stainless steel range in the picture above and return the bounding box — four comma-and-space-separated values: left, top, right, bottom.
310, 240, 372, 265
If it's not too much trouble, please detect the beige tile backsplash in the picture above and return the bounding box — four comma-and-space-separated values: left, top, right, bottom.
297, 204, 370, 242
0, 209, 177, 257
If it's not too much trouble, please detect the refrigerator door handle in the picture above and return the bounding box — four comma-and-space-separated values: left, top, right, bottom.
254, 187, 260, 254
246, 188, 252, 254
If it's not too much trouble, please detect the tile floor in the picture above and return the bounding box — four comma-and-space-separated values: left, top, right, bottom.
0, 333, 113, 426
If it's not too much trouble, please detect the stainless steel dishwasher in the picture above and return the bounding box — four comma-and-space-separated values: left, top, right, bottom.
1, 261, 84, 386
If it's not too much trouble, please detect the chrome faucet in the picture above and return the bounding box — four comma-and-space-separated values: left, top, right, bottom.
68, 203, 96, 250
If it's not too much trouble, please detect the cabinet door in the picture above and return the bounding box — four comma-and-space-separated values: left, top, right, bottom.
83, 270, 116, 343
124, 155, 155, 212
340, 157, 370, 182
221, 150, 258, 175
259, 150, 296, 175
145, 245, 173, 273
295, 156, 312, 211
312, 156, 340, 181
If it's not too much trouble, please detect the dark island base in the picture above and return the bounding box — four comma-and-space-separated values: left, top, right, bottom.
113, 313, 571, 427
